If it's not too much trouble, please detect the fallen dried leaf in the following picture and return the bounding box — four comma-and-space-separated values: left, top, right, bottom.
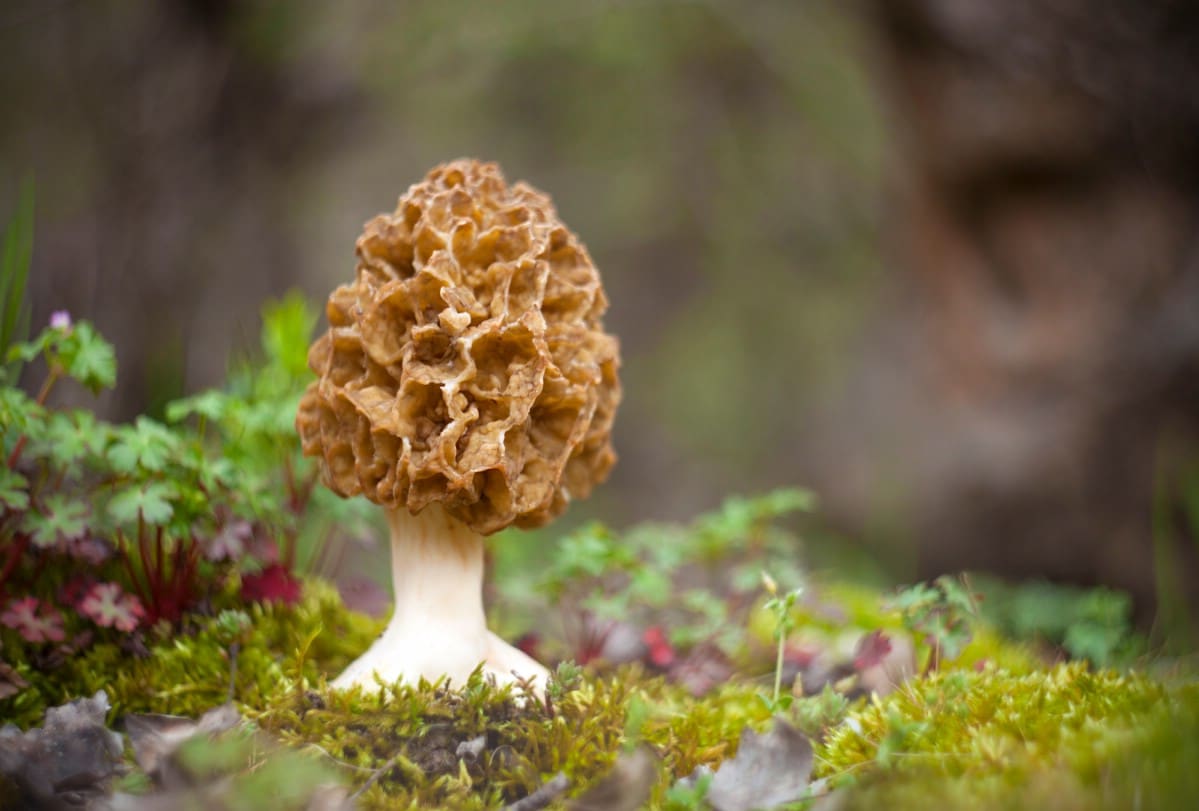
0, 660, 29, 700
504, 772, 570, 811
704, 719, 814, 811
569, 746, 658, 811
852, 630, 892, 672
455, 735, 487, 760
856, 632, 916, 698
0, 691, 124, 810
124, 702, 241, 789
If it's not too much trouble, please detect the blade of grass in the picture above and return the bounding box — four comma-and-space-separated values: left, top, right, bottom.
1151, 444, 1197, 653
0, 177, 35, 376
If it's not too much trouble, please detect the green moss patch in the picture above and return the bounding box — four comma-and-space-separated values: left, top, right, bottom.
818, 663, 1199, 809
5, 574, 1197, 810
255, 667, 777, 810
1, 581, 383, 727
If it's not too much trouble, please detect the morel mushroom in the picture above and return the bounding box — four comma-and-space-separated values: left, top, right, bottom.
297, 159, 620, 691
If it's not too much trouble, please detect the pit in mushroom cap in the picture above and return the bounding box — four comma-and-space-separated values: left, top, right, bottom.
297, 160, 621, 536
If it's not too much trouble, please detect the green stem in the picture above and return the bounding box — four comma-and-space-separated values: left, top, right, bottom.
773, 631, 785, 705
923, 640, 941, 676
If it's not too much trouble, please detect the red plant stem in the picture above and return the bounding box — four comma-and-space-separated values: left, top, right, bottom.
7, 370, 62, 470
29, 551, 46, 583
172, 537, 184, 582
296, 471, 317, 513
168, 537, 197, 618
34, 369, 60, 406
186, 541, 200, 594
155, 526, 164, 588
119, 538, 151, 607
284, 529, 296, 571
283, 455, 297, 505
0, 535, 29, 594
6, 438, 27, 471
136, 517, 156, 602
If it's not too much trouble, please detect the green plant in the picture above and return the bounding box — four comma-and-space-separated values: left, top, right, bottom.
888, 575, 980, 673
166, 292, 377, 579
0, 291, 375, 707
662, 770, 712, 810
535, 489, 813, 667
2, 579, 382, 727
791, 683, 851, 740
760, 571, 802, 712
972, 576, 1144, 666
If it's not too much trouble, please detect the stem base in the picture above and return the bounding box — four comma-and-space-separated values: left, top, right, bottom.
330, 506, 548, 694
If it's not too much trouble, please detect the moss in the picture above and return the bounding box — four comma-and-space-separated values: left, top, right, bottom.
834, 692, 1199, 810
1, 580, 384, 727
817, 663, 1199, 809
254, 665, 776, 810
6, 574, 1195, 810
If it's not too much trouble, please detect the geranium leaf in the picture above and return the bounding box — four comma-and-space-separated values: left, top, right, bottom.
56, 322, 117, 393
0, 467, 28, 511
108, 483, 175, 526
20, 494, 87, 547
107, 417, 180, 474
165, 389, 228, 424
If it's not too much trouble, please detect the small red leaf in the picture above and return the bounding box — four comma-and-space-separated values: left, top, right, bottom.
1, 597, 66, 643
241, 564, 302, 606
853, 630, 893, 672
78, 583, 146, 632
642, 625, 676, 669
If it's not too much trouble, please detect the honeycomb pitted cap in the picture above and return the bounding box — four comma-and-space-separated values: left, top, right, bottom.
297, 160, 620, 535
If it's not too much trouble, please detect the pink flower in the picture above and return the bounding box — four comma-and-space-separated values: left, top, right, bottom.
241, 564, 302, 606
49, 310, 72, 330
79, 582, 145, 632
1, 597, 66, 643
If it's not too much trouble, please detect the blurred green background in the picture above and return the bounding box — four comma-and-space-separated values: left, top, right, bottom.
0, 0, 883, 522
3, 0, 1198, 617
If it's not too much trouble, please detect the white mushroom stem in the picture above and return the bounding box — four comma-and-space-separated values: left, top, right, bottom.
331, 504, 549, 694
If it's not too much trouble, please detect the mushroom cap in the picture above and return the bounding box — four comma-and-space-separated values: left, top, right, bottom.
297, 160, 620, 535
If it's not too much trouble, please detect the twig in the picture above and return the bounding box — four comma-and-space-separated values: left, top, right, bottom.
299, 743, 378, 774
350, 753, 402, 801
504, 772, 570, 811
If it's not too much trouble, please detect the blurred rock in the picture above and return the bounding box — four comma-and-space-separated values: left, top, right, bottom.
0, 691, 124, 810
822, 0, 1199, 616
